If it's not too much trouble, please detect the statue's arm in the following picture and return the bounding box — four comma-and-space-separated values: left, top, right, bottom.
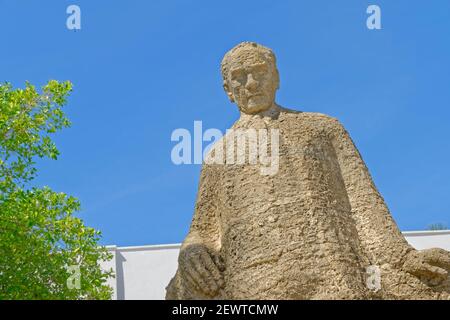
167, 164, 224, 299
182, 163, 222, 252
329, 118, 413, 267
328, 118, 450, 289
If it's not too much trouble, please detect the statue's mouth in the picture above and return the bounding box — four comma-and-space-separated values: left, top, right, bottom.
248, 93, 264, 99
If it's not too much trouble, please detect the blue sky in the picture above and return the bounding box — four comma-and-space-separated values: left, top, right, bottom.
1, 1, 449, 246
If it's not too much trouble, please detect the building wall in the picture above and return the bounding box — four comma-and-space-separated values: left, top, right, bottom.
101, 230, 450, 300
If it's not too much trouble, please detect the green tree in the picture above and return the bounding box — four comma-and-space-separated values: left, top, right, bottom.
0, 81, 113, 299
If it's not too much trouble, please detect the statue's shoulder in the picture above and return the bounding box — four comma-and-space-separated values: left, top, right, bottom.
279, 108, 343, 129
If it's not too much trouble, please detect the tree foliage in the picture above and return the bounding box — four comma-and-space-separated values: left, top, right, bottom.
0, 81, 113, 299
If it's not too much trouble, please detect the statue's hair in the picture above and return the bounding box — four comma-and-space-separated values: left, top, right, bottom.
221, 42, 277, 81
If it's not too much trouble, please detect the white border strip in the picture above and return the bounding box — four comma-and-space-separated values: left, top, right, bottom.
402, 230, 450, 237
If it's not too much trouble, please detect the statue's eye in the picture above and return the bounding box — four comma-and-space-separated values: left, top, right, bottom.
253, 69, 266, 78
231, 73, 246, 85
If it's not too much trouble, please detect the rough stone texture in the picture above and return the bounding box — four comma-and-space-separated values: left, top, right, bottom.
166, 42, 450, 300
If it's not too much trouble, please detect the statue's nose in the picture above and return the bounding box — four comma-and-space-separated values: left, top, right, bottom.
245, 73, 258, 91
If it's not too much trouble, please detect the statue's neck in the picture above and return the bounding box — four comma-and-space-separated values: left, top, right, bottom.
240, 102, 281, 120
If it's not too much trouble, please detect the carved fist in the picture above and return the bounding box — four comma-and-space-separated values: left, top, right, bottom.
178, 244, 225, 297
403, 248, 450, 286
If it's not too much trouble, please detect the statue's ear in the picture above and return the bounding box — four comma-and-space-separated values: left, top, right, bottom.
223, 81, 235, 102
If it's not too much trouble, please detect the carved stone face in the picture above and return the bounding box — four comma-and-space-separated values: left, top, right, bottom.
223, 45, 279, 115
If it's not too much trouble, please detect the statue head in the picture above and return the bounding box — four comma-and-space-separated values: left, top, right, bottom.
221, 42, 280, 115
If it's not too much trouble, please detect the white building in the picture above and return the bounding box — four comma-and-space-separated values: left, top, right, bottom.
101, 230, 450, 300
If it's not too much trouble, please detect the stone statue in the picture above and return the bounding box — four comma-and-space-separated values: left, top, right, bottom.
166, 42, 450, 299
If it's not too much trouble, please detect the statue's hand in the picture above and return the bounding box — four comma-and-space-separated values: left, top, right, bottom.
403, 248, 450, 286
178, 243, 225, 297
